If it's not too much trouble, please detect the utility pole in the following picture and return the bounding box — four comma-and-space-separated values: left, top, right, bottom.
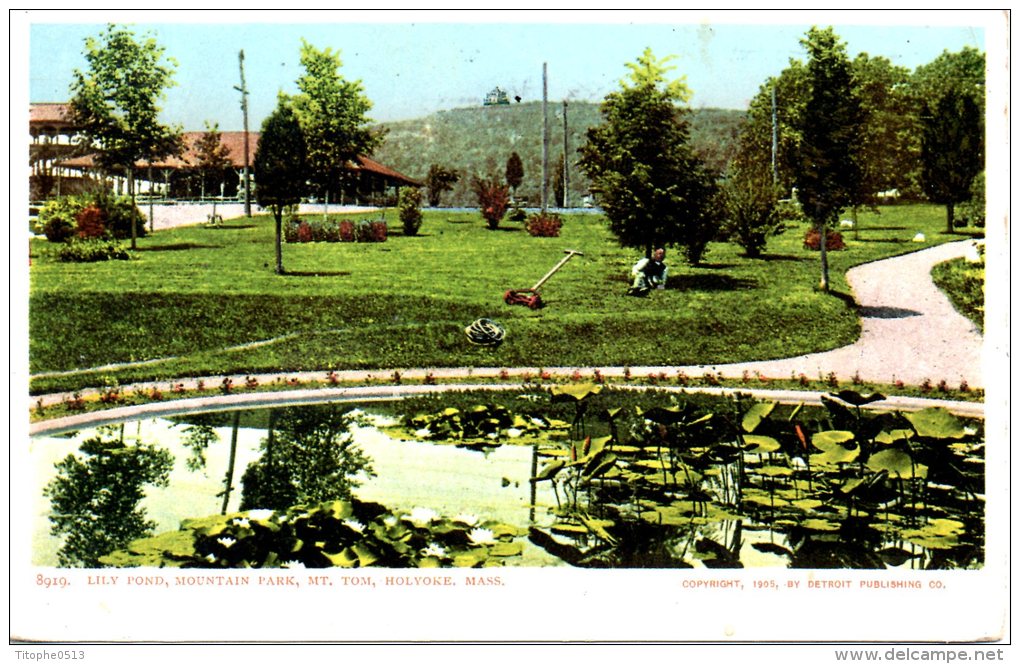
771, 83, 778, 188
235, 50, 252, 217
562, 99, 569, 209
542, 62, 549, 214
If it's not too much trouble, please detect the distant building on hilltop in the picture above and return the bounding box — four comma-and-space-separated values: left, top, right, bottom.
483, 86, 510, 106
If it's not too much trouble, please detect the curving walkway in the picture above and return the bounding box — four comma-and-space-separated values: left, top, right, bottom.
658, 239, 986, 389
29, 240, 985, 417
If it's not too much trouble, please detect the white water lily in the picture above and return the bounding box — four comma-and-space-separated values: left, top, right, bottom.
415, 428, 433, 438
468, 527, 496, 545
407, 507, 439, 526
245, 509, 274, 521
343, 518, 365, 533
231, 517, 251, 529
421, 543, 447, 558
506, 428, 523, 438
216, 536, 237, 548
454, 513, 479, 527
281, 560, 306, 569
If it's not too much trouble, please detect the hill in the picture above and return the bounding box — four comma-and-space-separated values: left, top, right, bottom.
372, 101, 745, 207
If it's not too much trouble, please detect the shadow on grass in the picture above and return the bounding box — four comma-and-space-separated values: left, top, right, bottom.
281, 271, 353, 278
135, 243, 223, 251
202, 224, 258, 230
828, 290, 858, 309
744, 253, 807, 262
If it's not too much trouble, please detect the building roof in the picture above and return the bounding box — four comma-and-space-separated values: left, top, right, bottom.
33, 103, 421, 187
30, 102, 74, 124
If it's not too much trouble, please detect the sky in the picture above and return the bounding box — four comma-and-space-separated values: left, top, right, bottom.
18, 9, 995, 132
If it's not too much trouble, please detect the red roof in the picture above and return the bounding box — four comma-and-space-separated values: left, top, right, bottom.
30, 102, 73, 124
34, 102, 421, 187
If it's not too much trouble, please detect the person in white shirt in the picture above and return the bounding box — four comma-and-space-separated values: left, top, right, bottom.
628, 247, 668, 296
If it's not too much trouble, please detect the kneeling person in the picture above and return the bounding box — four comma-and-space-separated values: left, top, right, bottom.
628, 247, 668, 296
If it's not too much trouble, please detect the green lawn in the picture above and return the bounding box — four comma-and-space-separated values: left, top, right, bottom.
932, 256, 985, 332
28, 204, 980, 394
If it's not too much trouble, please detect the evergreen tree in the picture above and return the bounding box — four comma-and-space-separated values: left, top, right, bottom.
505, 151, 524, 199
578, 48, 718, 264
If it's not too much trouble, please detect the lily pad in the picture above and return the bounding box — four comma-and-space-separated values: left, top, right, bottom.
904, 408, 967, 440
550, 383, 603, 402
742, 401, 777, 433
867, 448, 928, 479
743, 435, 781, 454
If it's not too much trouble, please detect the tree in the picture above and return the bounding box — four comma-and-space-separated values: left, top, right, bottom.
292, 40, 381, 217
194, 121, 233, 206
577, 48, 718, 264
69, 24, 183, 250
920, 84, 984, 232
736, 61, 811, 198
44, 429, 173, 567
505, 151, 524, 199
254, 96, 307, 275
721, 157, 784, 258
849, 54, 916, 213
424, 164, 460, 207
793, 27, 865, 291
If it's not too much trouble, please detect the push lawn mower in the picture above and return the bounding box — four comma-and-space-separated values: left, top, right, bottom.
504, 249, 584, 309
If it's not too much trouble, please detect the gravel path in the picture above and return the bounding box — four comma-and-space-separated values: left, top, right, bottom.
668, 240, 985, 389
142, 202, 380, 230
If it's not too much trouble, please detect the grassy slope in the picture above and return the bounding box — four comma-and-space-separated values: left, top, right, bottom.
27, 203, 977, 394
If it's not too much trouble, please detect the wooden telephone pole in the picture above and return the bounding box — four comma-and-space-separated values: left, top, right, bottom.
562, 99, 569, 208
541, 62, 549, 214
235, 50, 252, 217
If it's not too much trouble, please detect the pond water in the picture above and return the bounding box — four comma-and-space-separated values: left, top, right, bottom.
29, 408, 563, 567
28, 391, 985, 570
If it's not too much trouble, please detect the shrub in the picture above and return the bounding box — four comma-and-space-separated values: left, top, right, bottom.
471, 176, 510, 230
525, 212, 563, 237
803, 227, 846, 251
398, 187, 424, 236
57, 238, 130, 262
75, 205, 108, 239
37, 193, 145, 242
93, 192, 146, 240
776, 198, 807, 225
355, 220, 387, 243
508, 204, 527, 222
38, 196, 84, 242
339, 220, 356, 242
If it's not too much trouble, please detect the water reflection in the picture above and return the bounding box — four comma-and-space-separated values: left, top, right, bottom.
43, 424, 173, 567
30, 390, 985, 569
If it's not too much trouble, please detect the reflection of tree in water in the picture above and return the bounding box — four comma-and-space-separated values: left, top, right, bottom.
44, 424, 173, 567
240, 405, 375, 511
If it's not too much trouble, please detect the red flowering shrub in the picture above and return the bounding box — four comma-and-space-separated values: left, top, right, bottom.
339, 220, 356, 242
75, 205, 108, 239
472, 176, 510, 230
296, 222, 314, 243
803, 227, 846, 251
525, 212, 563, 237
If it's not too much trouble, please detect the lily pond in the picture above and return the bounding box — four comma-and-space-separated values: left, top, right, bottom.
29, 387, 985, 569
